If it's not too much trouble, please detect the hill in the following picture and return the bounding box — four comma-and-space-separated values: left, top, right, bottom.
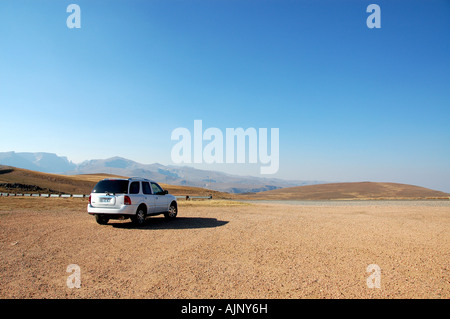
1, 166, 448, 201
0, 165, 233, 199
238, 182, 450, 200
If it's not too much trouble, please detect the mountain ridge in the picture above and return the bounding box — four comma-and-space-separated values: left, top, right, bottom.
0, 152, 320, 193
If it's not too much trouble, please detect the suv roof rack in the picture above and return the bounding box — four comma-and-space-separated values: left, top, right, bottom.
128, 177, 153, 182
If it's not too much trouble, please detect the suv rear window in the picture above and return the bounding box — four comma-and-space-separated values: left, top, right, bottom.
93, 180, 129, 194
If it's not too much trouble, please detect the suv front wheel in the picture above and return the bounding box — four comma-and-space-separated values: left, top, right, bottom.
164, 202, 178, 220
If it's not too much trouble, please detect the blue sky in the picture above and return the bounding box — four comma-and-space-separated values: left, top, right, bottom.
0, 0, 449, 191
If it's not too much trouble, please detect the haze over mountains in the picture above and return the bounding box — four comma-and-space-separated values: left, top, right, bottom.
0, 152, 321, 193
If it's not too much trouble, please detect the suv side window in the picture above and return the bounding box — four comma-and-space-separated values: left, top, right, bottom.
151, 182, 163, 195
129, 181, 140, 194
142, 182, 152, 195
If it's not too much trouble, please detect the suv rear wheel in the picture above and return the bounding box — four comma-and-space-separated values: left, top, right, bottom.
95, 214, 109, 225
131, 206, 146, 225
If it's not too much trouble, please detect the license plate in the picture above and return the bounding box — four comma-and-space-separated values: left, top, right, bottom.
100, 197, 111, 203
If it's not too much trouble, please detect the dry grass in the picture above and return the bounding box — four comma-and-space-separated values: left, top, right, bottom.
178, 199, 251, 207
0, 197, 87, 211
0, 167, 96, 194
0, 197, 248, 211
62, 173, 128, 183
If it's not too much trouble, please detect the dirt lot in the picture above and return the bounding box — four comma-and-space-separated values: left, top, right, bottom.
0, 197, 448, 299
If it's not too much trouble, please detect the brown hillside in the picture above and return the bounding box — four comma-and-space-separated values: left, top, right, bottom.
0, 166, 98, 194
238, 182, 450, 200
0, 166, 233, 198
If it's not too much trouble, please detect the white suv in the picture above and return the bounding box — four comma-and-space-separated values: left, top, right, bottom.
87, 178, 178, 225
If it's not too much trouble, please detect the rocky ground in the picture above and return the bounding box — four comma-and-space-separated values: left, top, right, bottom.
0, 197, 448, 298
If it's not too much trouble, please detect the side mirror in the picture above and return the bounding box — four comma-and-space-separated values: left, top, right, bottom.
164, 190, 168, 195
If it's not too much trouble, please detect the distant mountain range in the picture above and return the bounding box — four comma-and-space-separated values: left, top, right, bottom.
0, 151, 77, 173
0, 151, 323, 193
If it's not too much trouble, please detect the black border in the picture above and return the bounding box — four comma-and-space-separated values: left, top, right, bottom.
0, 299, 443, 317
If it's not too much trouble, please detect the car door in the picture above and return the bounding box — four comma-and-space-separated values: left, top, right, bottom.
142, 181, 156, 214
128, 181, 145, 209
151, 182, 168, 213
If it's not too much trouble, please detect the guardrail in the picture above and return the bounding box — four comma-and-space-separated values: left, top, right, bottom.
0, 193, 89, 198
175, 195, 213, 200
1, 193, 213, 200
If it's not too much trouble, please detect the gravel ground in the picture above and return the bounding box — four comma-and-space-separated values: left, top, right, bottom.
0, 197, 448, 299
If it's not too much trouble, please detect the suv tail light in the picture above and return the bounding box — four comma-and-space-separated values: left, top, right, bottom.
124, 195, 131, 205
88, 195, 91, 205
